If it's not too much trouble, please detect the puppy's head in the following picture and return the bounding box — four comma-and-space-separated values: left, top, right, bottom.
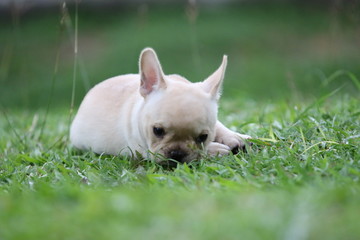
139, 48, 227, 165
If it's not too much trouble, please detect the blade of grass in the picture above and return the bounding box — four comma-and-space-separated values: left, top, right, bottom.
325, 70, 360, 92
68, 1, 79, 130
301, 141, 340, 155
0, 106, 27, 150
293, 86, 344, 123
38, 5, 66, 141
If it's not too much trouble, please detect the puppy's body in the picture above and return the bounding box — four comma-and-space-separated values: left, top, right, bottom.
70, 48, 250, 163
71, 74, 217, 156
71, 74, 144, 155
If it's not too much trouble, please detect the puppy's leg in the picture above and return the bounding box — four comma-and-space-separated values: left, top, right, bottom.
214, 121, 251, 154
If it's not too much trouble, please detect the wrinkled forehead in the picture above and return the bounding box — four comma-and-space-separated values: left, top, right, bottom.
148, 89, 218, 129
166, 90, 216, 117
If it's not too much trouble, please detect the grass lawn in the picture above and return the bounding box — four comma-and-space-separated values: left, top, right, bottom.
1, 2, 360, 240
1, 95, 359, 239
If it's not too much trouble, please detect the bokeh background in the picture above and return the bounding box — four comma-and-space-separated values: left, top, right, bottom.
0, 0, 359, 110
1, 2, 360, 239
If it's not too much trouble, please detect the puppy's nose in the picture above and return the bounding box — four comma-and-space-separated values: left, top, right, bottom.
168, 150, 187, 163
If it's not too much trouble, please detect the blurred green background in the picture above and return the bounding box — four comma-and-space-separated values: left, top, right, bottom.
1, 2, 360, 239
0, 0, 359, 109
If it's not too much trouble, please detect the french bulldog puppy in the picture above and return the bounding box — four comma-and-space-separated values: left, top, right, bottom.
70, 48, 250, 164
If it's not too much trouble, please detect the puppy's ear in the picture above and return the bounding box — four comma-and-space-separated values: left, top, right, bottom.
201, 55, 227, 100
139, 48, 166, 97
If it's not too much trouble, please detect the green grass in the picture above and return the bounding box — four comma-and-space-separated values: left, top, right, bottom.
1, 94, 359, 239
1, 2, 360, 240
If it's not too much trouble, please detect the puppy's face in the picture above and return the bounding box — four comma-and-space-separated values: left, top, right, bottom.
138, 48, 227, 164
142, 85, 218, 164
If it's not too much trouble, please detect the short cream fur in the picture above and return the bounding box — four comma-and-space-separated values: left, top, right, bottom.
70, 48, 250, 163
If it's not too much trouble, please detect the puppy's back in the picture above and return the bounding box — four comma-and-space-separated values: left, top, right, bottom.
70, 74, 141, 154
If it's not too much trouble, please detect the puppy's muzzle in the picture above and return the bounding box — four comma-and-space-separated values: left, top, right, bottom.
166, 149, 188, 163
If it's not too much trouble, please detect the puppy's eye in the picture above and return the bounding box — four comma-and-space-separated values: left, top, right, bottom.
153, 127, 165, 138
196, 134, 208, 144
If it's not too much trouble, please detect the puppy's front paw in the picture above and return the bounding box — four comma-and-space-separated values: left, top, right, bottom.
206, 142, 231, 156
216, 131, 252, 154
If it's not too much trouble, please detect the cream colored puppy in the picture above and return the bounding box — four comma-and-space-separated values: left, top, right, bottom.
70, 48, 250, 164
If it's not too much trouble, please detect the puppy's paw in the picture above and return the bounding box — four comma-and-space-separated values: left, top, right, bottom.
206, 142, 231, 156
215, 131, 252, 154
